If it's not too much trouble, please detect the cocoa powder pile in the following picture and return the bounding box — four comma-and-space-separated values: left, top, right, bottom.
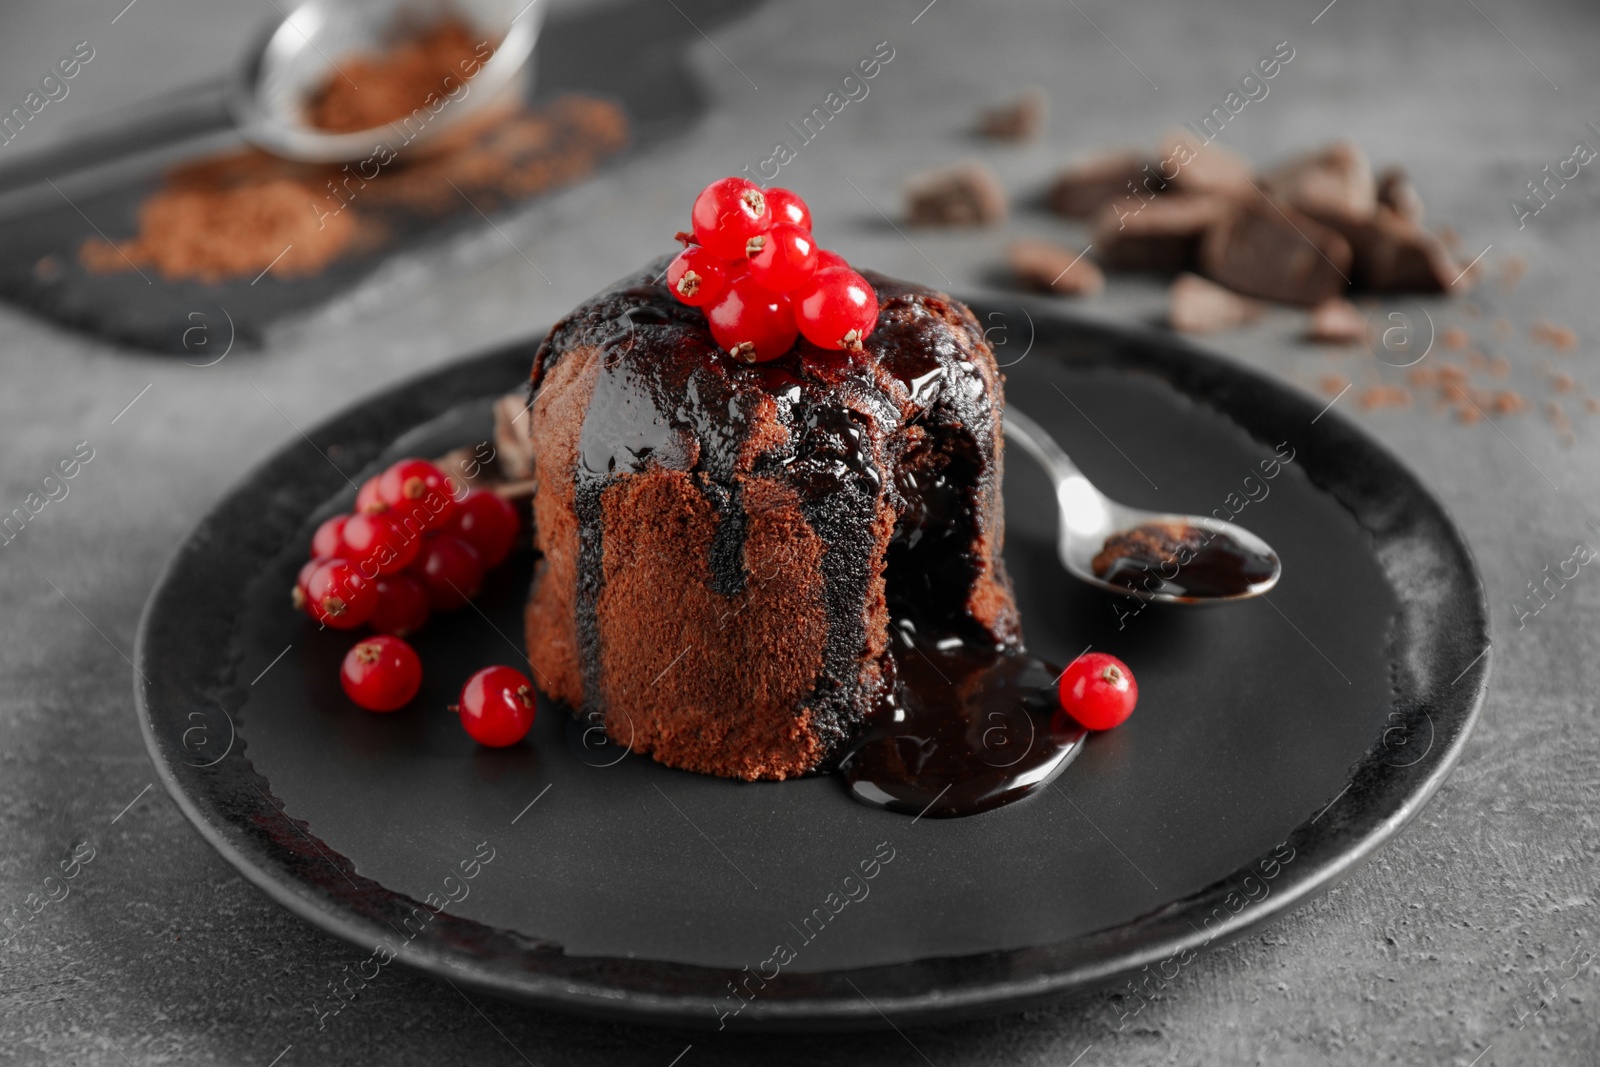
78, 19, 627, 284
303, 17, 487, 133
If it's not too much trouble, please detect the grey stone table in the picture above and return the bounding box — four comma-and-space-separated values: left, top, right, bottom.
2, 0, 1596, 1062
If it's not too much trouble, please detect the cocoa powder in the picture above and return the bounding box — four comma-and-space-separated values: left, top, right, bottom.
303, 18, 488, 134
78, 18, 627, 284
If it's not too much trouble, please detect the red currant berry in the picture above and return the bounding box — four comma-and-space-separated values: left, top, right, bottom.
455, 666, 536, 747
765, 187, 812, 232
305, 558, 378, 629
370, 574, 431, 636
691, 176, 770, 260
706, 275, 798, 362
292, 557, 328, 613
355, 476, 386, 515
446, 490, 521, 569
340, 636, 423, 712
666, 245, 730, 308
377, 459, 457, 532
414, 534, 484, 610
1057, 652, 1138, 731
794, 267, 879, 351
311, 514, 349, 559
340, 512, 422, 577
747, 222, 818, 293
814, 249, 849, 272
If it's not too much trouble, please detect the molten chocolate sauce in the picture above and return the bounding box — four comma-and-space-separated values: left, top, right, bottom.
1099, 529, 1277, 599
839, 621, 1085, 818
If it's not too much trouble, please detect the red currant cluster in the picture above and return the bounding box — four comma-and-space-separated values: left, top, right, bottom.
294, 456, 537, 746
667, 177, 879, 362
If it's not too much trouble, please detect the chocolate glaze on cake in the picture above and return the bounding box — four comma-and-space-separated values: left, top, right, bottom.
526, 254, 1067, 808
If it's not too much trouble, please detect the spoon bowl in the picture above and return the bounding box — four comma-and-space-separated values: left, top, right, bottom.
234, 0, 542, 162
0, 0, 544, 197
1004, 406, 1282, 604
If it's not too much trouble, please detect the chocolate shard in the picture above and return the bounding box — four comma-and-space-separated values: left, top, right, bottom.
1047, 150, 1160, 219
1093, 193, 1230, 273
905, 162, 1007, 225
1198, 198, 1353, 305
978, 87, 1048, 141
493, 393, 537, 481
1169, 272, 1264, 334
1376, 165, 1424, 223
1262, 139, 1376, 225
1305, 297, 1367, 344
1156, 129, 1255, 197
1316, 206, 1459, 293
1007, 239, 1104, 295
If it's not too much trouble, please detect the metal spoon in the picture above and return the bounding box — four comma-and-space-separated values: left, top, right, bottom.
1003, 406, 1282, 604
0, 0, 543, 195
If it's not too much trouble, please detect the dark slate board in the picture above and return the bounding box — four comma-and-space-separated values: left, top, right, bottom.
0, 0, 761, 355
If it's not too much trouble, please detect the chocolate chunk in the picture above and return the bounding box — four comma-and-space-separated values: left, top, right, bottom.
1376, 165, 1423, 223
1305, 298, 1367, 344
1320, 206, 1459, 293
1169, 272, 1264, 334
1007, 239, 1104, 295
1047, 150, 1159, 219
1093, 194, 1230, 273
1198, 199, 1353, 305
1262, 139, 1376, 225
1156, 130, 1255, 197
905, 162, 1007, 225
493, 392, 537, 481
978, 87, 1047, 141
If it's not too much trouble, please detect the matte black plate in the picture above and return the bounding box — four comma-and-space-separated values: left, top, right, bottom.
134, 297, 1490, 1030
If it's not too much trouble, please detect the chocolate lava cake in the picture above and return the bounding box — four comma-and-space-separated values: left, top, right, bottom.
523, 254, 1019, 780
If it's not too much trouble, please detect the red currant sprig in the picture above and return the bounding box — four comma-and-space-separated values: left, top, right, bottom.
291, 457, 528, 729
667, 178, 879, 361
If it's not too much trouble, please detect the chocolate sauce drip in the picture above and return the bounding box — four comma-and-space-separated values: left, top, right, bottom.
840, 622, 1085, 818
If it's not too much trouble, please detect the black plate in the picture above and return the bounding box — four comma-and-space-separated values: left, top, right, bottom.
133, 297, 1490, 1030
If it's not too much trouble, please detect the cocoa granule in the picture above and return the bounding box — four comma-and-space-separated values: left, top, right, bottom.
303, 18, 489, 133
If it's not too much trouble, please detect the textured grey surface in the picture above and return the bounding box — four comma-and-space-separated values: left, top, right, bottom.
1, 0, 1597, 1063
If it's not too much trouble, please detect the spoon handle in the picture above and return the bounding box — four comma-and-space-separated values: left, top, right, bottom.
1003, 408, 1083, 487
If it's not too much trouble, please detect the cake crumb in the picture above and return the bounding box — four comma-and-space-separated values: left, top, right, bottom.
1492, 390, 1527, 414
1531, 320, 1578, 351
1440, 327, 1469, 350
1455, 404, 1482, 424
1546, 400, 1574, 443
1488, 356, 1510, 378
1359, 385, 1412, 409
1408, 366, 1438, 387
1552, 373, 1575, 392
1586, 397, 1600, 414
1321, 374, 1351, 396
1499, 255, 1528, 291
